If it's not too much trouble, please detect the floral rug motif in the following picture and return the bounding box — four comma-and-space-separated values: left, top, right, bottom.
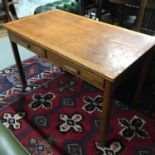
0, 57, 155, 155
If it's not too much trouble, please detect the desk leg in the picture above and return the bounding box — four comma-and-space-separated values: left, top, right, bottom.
99, 80, 114, 146
132, 53, 152, 108
10, 41, 27, 88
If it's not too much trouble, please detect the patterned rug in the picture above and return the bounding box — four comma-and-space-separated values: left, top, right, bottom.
0, 57, 155, 155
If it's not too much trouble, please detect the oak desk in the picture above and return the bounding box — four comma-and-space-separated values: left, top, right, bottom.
3, 9, 155, 146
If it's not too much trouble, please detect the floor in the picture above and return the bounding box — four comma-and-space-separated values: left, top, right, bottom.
0, 32, 35, 70
14, 0, 56, 18
0, 0, 59, 70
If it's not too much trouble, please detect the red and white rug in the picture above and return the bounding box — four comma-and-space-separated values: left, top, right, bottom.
0, 57, 155, 155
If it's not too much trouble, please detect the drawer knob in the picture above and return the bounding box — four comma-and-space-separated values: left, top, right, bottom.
27, 45, 31, 48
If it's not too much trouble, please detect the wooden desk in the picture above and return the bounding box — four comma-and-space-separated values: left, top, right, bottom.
3, 9, 155, 146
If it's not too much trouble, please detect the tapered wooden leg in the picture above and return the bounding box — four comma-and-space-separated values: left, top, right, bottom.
99, 80, 114, 146
132, 53, 152, 108
10, 40, 27, 88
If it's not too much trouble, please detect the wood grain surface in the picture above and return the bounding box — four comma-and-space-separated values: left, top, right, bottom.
4, 9, 155, 81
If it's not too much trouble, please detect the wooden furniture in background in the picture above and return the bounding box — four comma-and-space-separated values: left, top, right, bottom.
3, 9, 155, 146
108, 0, 131, 25
78, 0, 102, 17
0, 0, 16, 26
108, 0, 149, 31
135, 0, 148, 31
78, 0, 112, 20
143, 0, 155, 34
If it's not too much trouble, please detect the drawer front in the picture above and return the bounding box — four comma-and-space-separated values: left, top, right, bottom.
47, 52, 104, 90
9, 32, 46, 58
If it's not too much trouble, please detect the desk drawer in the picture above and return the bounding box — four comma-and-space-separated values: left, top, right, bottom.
47, 52, 104, 90
9, 32, 46, 58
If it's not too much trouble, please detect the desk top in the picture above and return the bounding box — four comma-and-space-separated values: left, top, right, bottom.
4, 9, 155, 81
